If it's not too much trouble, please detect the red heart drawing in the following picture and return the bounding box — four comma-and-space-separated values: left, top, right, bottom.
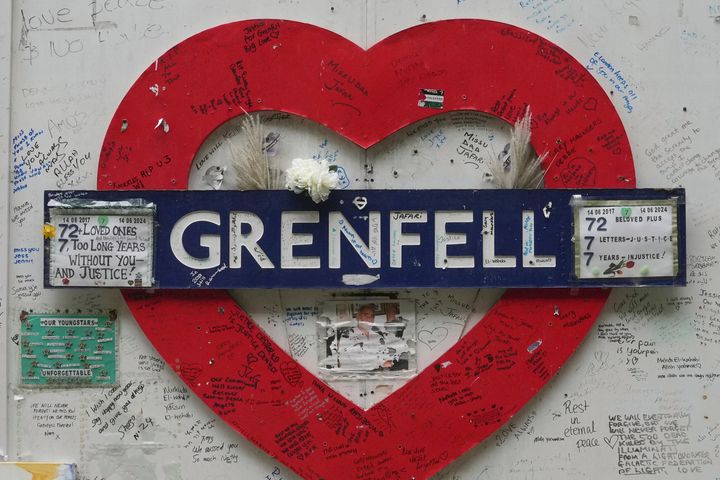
561, 157, 598, 187
99, 20, 634, 479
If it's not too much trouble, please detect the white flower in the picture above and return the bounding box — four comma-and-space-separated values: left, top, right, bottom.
285, 158, 339, 203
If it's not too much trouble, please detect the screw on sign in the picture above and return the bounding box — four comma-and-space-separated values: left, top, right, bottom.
97, 20, 636, 479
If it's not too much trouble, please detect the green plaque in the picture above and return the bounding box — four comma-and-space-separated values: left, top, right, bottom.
20, 313, 117, 386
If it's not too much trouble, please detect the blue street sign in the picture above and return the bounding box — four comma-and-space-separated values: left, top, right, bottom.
44, 189, 686, 289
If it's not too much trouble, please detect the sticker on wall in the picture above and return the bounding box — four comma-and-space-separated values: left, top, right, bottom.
20, 311, 117, 386
45, 199, 155, 287
417, 88, 445, 109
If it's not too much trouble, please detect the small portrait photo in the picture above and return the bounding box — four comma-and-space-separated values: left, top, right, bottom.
317, 300, 416, 377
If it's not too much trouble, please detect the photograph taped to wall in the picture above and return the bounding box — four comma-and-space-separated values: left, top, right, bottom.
317, 300, 416, 377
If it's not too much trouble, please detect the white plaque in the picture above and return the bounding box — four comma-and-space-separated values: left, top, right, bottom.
47, 203, 155, 287
574, 199, 678, 279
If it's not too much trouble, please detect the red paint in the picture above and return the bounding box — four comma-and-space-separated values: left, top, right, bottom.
98, 20, 635, 479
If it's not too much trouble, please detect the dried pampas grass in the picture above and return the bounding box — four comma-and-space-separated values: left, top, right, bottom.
228, 112, 283, 190
487, 107, 548, 189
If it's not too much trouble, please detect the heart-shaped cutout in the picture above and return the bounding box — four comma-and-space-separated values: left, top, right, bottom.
99, 19, 635, 479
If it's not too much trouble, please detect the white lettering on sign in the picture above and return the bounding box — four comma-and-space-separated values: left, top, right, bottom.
49, 209, 154, 287
390, 211, 427, 268
166, 210, 559, 271
328, 212, 381, 268
170, 210, 220, 269
281, 211, 320, 269
522, 210, 557, 268
435, 211, 475, 269
230, 211, 275, 269
482, 210, 517, 268
576, 202, 677, 279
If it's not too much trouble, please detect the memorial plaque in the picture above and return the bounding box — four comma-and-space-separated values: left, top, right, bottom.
46, 199, 155, 287
20, 312, 117, 386
573, 199, 678, 280
44, 189, 685, 289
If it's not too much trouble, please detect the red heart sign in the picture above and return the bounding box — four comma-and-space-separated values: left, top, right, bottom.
99, 19, 634, 479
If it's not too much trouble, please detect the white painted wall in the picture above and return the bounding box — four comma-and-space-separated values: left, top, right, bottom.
5, 1, 720, 479
1, 0, 13, 461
